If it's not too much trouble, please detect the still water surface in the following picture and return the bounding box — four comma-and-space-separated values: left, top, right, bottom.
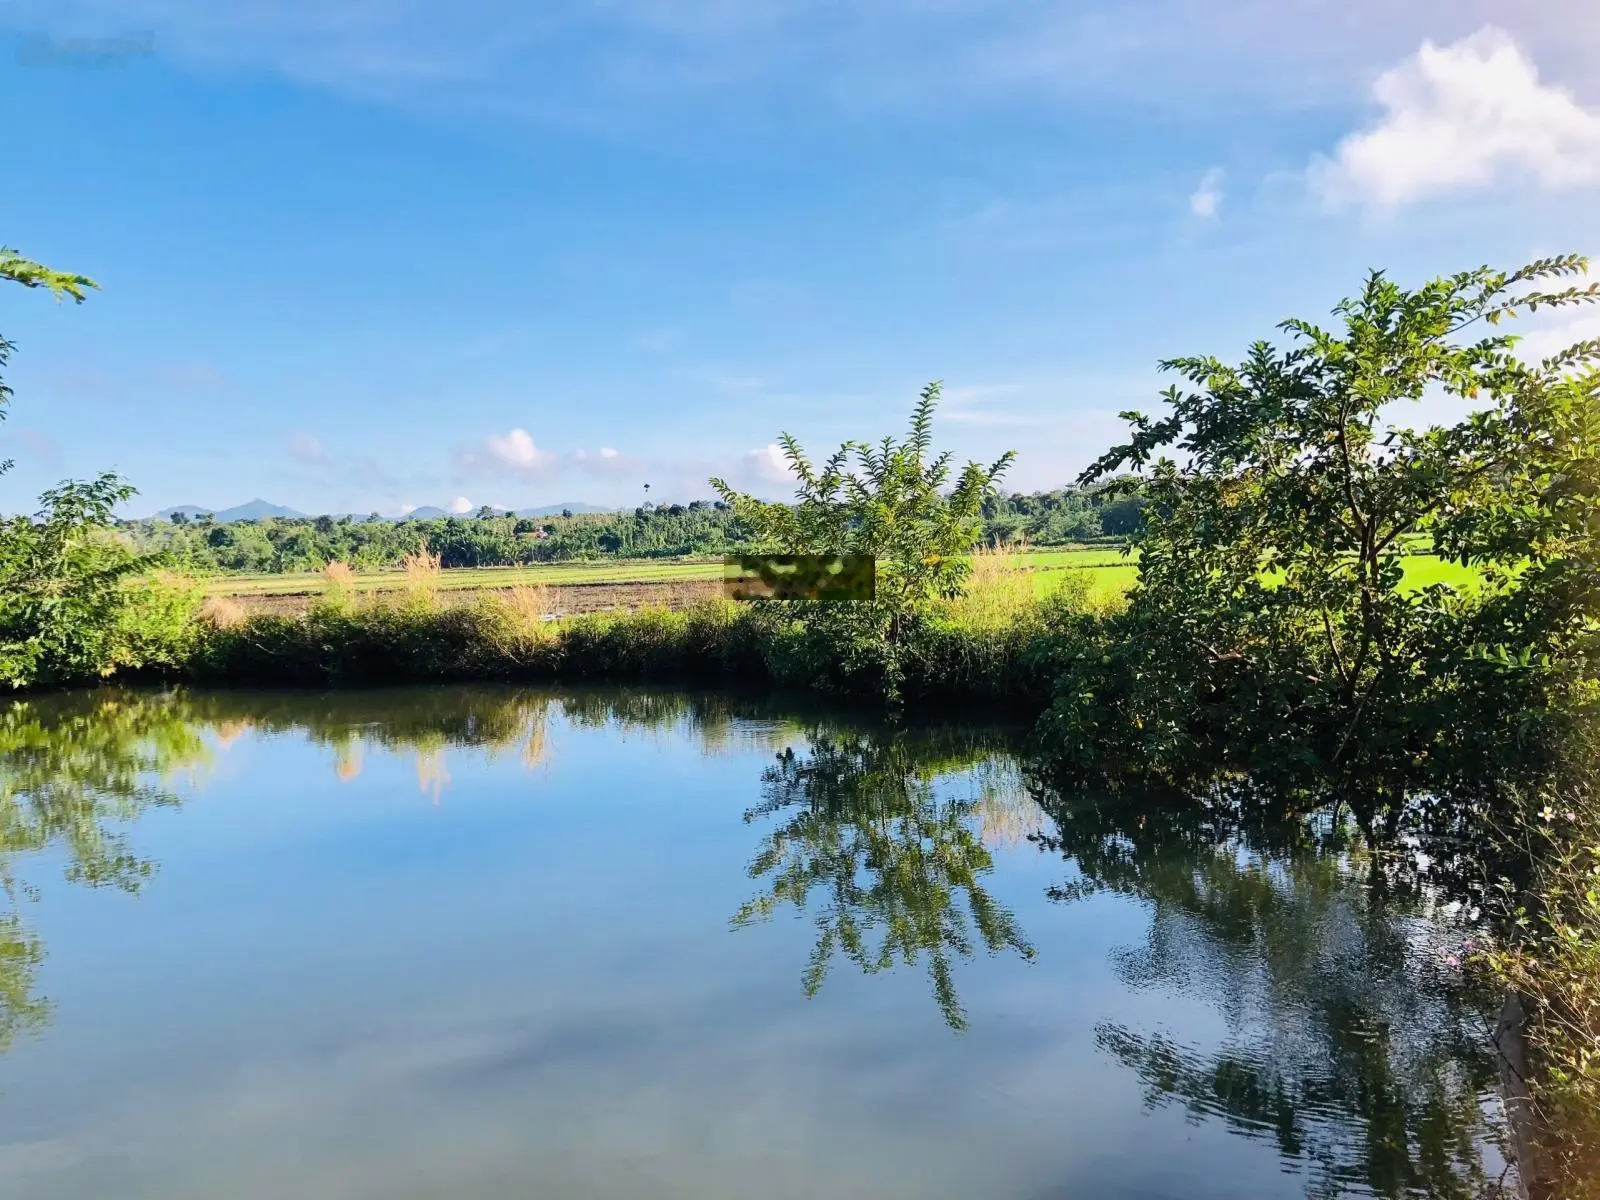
0, 687, 1507, 1198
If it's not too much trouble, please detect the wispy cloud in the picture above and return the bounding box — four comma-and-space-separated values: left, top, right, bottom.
573, 445, 644, 477
286, 430, 327, 464
1310, 27, 1600, 209
154, 361, 230, 391
937, 383, 1047, 428
1188, 168, 1224, 219
0, 425, 61, 465
10, 1, 1594, 125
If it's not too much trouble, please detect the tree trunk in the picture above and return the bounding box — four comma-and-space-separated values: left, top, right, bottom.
1494, 992, 1556, 1200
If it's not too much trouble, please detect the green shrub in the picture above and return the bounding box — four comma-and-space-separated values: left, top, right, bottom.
1481, 778, 1600, 1197
0, 475, 202, 689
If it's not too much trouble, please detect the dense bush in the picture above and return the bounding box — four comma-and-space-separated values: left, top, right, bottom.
1045, 259, 1600, 822
1478, 755, 1600, 1199
0, 478, 203, 691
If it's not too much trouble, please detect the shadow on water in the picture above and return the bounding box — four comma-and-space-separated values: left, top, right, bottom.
0, 685, 1522, 1196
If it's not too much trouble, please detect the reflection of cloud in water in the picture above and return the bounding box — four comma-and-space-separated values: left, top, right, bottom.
0, 982, 1249, 1200
970, 760, 1049, 850
210, 719, 253, 750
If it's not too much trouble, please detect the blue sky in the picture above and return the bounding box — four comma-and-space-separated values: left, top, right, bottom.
1, 1, 1597, 517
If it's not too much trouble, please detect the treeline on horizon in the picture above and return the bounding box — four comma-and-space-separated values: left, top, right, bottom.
117, 480, 1146, 573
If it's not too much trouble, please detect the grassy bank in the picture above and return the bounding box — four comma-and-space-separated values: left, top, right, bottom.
183, 548, 1095, 708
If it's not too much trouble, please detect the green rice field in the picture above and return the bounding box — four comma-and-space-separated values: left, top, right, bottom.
206, 546, 1482, 601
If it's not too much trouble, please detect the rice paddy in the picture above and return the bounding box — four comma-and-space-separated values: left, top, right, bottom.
206, 545, 1483, 606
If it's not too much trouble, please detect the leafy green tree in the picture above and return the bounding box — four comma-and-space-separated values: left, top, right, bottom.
714, 384, 1013, 616
0, 248, 96, 301
0, 475, 153, 687
712, 384, 1013, 697
1060, 257, 1600, 802
1, 247, 97, 473
1, 245, 196, 688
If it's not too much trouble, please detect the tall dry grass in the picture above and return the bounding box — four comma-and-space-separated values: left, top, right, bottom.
321, 561, 358, 611
400, 544, 442, 609
504, 584, 551, 627
200, 594, 249, 629
941, 542, 1038, 628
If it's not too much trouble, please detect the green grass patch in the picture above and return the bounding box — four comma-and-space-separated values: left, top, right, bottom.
204, 545, 1486, 603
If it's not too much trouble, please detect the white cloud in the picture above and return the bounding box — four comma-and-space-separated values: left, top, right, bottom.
572, 445, 643, 477
456, 427, 559, 479
744, 443, 796, 486
450, 496, 473, 514
1311, 27, 1600, 209
486, 428, 555, 472
1510, 306, 1600, 367
1189, 168, 1223, 218
286, 430, 327, 464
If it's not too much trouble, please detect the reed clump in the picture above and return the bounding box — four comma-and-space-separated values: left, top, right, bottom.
318, 561, 359, 614
400, 544, 442, 610
938, 542, 1037, 630
199, 595, 248, 628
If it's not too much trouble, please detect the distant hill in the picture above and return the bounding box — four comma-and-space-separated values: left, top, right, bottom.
518, 502, 615, 517
149, 499, 618, 523
397, 502, 617, 519
154, 499, 305, 523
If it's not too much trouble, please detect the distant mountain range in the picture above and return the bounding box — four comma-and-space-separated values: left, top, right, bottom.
156, 499, 306, 522
148, 500, 616, 523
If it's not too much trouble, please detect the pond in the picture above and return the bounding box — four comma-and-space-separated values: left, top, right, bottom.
0, 686, 1509, 1199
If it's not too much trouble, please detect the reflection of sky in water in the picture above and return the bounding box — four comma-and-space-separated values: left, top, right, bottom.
0, 693, 1495, 1199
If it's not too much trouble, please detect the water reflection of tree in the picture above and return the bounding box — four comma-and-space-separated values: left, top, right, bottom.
0, 691, 207, 1051
733, 729, 1037, 1031
1, 686, 1025, 1050
1035, 780, 1509, 1199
